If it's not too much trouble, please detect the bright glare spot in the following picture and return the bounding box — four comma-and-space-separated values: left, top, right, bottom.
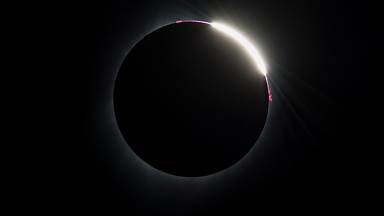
210, 22, 267, 76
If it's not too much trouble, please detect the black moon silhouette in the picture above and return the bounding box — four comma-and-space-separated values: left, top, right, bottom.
114, 22, 269, 177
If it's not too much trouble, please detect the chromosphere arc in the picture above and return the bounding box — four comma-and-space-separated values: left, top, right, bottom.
176, 20, 268, 76
176, 20, 271, 101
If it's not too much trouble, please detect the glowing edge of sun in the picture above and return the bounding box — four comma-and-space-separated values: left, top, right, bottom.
176, 20, 267, 76
176, 20, 272, 101
211, 22, 267, 77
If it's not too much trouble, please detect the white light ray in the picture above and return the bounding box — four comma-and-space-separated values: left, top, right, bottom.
210, 22, 267, 76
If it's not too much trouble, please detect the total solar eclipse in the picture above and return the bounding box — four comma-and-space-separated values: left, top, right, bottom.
114, 20, 270, 177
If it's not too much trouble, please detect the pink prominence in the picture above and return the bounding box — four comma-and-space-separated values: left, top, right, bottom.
266, 78, 272, 102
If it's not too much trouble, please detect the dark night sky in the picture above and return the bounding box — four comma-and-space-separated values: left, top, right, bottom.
14, 0, 378, 213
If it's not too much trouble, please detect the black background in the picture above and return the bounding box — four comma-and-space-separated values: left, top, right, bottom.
15, 0, 378, 213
